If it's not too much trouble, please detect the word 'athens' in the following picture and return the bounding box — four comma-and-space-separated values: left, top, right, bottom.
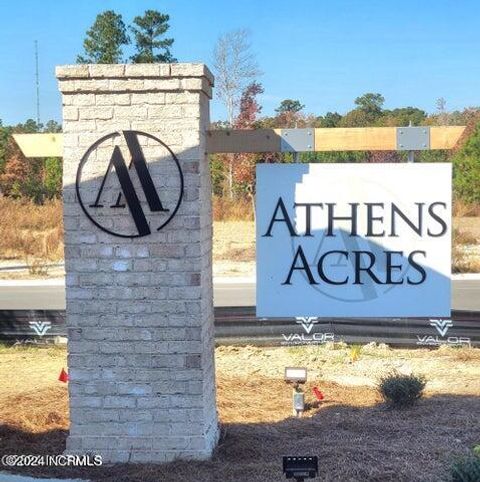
263, 198, 448, 238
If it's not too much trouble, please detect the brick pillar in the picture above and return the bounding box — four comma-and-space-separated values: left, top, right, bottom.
56, 64, 218, 463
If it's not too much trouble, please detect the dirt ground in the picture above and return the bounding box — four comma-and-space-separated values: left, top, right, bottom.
0, 343, 478, 481
212, 220, 255, 278
2, 218, 480, 279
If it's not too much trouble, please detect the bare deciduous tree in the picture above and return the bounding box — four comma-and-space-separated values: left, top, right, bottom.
213, 29, 261, 197
213, 29, 261, 126
436, 97, 449, 126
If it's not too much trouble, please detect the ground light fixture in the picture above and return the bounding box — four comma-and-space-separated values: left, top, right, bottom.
284, 367, 307, 417
283, 456, 318, 481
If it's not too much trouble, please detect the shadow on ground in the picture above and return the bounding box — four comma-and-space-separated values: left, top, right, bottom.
0, 378, 478, 482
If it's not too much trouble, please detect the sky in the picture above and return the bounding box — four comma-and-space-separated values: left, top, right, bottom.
0, 0, 479, 125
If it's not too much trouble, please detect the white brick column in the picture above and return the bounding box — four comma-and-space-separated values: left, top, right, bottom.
56, 64, 218, 463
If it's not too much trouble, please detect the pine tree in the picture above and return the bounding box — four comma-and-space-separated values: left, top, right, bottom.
77, 10, 129, 64
130, 10, 176, 63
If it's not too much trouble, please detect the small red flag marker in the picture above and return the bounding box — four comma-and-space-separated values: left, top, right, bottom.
312, 387, 324, 401
59, 368, 69, 383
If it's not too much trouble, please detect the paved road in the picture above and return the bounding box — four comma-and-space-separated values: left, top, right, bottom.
0, 278, 479, 311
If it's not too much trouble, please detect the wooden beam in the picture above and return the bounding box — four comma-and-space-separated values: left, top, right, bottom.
13, 133, 63, 157
206, 129, 282, 153
430, 126, 466, 149
314, 127, 396, 151
14, 127, 466, 158
208, 126, 465, 153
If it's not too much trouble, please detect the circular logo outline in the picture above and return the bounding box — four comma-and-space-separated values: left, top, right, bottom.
289, 174, 416, 304
75, 130, 184, 238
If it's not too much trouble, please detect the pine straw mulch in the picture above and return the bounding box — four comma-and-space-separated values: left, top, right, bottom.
0, 375, 478, 481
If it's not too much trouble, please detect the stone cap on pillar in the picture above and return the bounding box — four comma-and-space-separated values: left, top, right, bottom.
55, 63, 214, 99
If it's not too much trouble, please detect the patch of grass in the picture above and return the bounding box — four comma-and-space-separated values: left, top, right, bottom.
334, 354, 348, 364
452, 246, 480, 273
324, 341, 348, 351
362, 342, 392, 360
0, 197, 63, 261
213, 196, 253, 221
349, 344, 362, 362
0, 342, 65, 356
286, 346, 306, 357
454, 216, 480, 245
453, 227, 479, 246
378, 371, 426, 408
451, 453, 480, 482
453, 200, 480, 217
25, 256, 50, 275
438, 345, 480, 362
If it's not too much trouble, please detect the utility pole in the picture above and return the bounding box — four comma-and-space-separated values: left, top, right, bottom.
35, 40, 40, 126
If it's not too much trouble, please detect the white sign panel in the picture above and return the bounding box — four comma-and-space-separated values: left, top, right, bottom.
256, 163, 451, 318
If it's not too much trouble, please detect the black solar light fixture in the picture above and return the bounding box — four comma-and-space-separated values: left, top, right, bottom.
284, 367, 307, 417
283, 456, 318, 481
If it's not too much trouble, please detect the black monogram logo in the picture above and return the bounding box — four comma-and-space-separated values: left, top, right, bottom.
76, 130, 183, 238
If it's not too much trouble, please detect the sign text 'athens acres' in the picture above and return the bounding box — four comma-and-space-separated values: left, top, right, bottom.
263, 197, 447, 286
256, 163, 452, 318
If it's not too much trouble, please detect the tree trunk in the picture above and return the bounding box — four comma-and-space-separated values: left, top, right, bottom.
250, 190, 256, 223
228, 156, 233, 199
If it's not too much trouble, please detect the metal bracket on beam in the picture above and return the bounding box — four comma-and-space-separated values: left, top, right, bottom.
396, 126, 430, 151
280, 129, 314, 152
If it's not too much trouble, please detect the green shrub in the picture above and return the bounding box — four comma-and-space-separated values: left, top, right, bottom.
451, 453, 480, 482
44, 157, 62, 199
453, 122, 480, 204
378, 371, 426, 408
